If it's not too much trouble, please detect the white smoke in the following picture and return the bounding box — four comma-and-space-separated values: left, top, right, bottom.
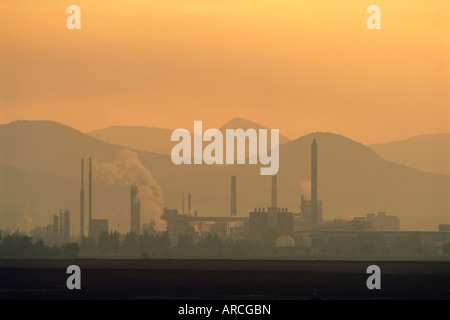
299, 179, 311, 198
24, 200, 32, 236
94, 149, 165, 231
9, 225, 20, 236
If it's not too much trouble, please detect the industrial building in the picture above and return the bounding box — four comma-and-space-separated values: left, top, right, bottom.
74, 139, 405, 249
248, 207, 294, 240
299, 195, 323, 223
188, 215, 248, 239
59, 209, 71, 243
161, 177, 249, 242
293, 139, 324, 232
162, 176, 294, 247
83, 156, 109, 240
248, 175, 294, 240
161, 173, 295, 244
162, 208, 196, 243
366, 212, 400, 231
30, 209, 70, 245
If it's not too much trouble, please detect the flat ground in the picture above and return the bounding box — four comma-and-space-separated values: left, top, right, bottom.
0, 259, 449, 300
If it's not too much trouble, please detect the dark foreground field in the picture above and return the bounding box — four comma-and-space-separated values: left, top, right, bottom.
0, 259, 449, 300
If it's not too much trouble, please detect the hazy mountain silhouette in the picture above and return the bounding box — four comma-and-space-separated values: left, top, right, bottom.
219, 117, 291, 145
88, 126, 174, 155
87, 118, 290, 155
0, 120, 449, 232
0, 120, 166, 178
369, 133, 450, 176
0, 121, 168, 232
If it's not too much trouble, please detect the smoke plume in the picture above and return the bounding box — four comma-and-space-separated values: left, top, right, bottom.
299, 179, 311, 198
94, 149, 165, 230
24, 200, 32, 236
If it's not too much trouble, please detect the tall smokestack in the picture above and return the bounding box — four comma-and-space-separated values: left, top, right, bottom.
188, 193, 191, 212
88, 156, 92, 237
80, 159, 85, 238
311, 139, 318, 224
230, 176, 237, 216
182, 192, 185, 215
130, 185, 140, 234
271, 175, 277, 208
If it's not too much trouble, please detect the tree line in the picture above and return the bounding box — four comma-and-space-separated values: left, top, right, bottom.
0, 230, 449, 259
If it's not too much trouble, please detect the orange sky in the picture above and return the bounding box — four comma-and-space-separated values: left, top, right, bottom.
0, 0, 448, 144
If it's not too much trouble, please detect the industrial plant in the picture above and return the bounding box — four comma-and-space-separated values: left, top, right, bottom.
21, 138, 450, 257
156, 138, 432, 251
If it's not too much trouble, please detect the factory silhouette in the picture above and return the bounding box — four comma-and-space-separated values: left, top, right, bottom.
28, 138, 450, 257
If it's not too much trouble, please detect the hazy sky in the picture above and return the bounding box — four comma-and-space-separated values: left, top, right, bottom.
1, 0, 448, 144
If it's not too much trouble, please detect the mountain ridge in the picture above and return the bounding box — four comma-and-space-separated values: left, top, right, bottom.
87, 117, 291, 155
0, 120, 449, 232
369, 132, 450, 176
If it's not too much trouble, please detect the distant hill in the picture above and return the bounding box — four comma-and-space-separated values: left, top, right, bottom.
219, 118, 291, 145
369, 133, 450, 176
88, 126, 174, 155
0, 120, 449, 233
87, 118, 290, 155
0, 120, 167, 179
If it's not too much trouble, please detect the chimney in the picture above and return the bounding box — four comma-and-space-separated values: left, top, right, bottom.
80, 159, 85, 238
188, 193, 191, 212
130, 185, 140, 234
271, 175, 277, 209
230, 176, 237, 216
88, 156, 92, 237
311, 139, 318, 224
182, 192, 185, 215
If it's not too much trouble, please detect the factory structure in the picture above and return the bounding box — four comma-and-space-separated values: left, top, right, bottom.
32, 156, 109, 244
81, 157, 145, 239
162, 176, 248, 243
83, 157, 109, 240
33, 156, 144, 244
159, 138, 409, 247
248, 175, 294, 241
27, 138, 449, 253
31, 208, 71, 245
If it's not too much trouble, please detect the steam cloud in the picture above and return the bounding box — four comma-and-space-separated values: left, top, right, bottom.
94, 149, 165, 231
299, 179, 311, 198
24, 200, 32, 236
